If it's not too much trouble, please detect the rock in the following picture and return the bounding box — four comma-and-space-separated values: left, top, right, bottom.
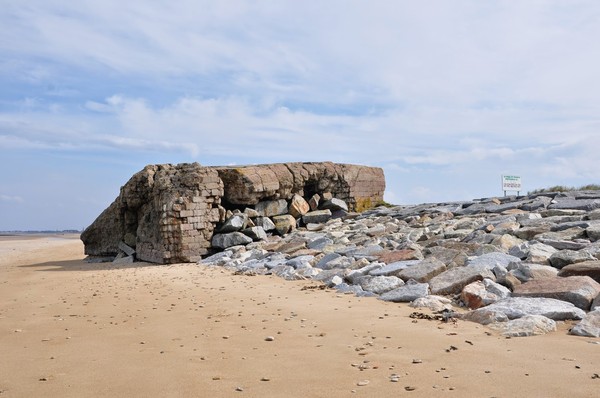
113, 254, 134, 264
409, 295, 453, 312
242, 226, 267, 241
118, 241, 136, 256
397, 258, 447, 283
356, 275, 405, 294
220, 214, 248, 233
379, 282, 429, 302
538, 227, 586, 242
512, 276, 600, 310
345, 245, 386, 260
558, 260, 600, 283
346, 263, 384, 284
198, 250, 234, 266
426, 247, 467, 268
463, 297, 585, 321
254, 217, 276, 232
507, 262, 559, 282
466, 252, 521, 270
461, 279, 510, 309
491, 234, 522, 252
212, 232, 253, 249
269, 264, 300, 280
315, 253, 343, 270
320, 198, 349, 212
586, 225, 600, 242
514, 225, 552, 240
525, 243, 558, 264
429, 265, 495, 295
286, 255, 315, 269
256, 199, 289, 217
538, 239, 589, 250
461, 309, 509, 325
368, 260, 420, 277
308, 193, 320, 211
313, 269, 346, 286
548, 249, 595, 269
302, 210, 332, 224
376, 249, 423, 263
489, 315, 557, 337
548, 198, 600, 211
335, 283, 365, 295
307, 237, 334, 250
551, 220, 593, 232
289, 194, 310, 218
272, 214, 297, 235
244, 207, 260, 218
570, 309, 600, 337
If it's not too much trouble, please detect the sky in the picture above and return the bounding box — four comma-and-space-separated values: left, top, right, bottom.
2, 0, 600, 231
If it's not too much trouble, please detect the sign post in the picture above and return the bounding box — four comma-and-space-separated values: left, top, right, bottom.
502, 175, 522, 196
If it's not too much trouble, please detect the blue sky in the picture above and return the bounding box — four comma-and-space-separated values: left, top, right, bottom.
2, 1, 600, 230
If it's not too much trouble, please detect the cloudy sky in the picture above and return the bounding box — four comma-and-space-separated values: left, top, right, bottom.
2, 1, 600, 231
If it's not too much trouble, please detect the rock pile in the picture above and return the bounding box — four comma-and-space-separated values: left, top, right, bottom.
200, 190, 600, 338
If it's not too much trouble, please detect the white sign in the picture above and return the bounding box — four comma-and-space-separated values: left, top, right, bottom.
502, 175, 522, 192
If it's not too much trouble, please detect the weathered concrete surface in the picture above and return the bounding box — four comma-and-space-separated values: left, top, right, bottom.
81, 163, 223, 264
215, 162, 385, 211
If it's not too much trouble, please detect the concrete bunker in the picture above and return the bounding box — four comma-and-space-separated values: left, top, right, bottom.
81, 161, 385, 264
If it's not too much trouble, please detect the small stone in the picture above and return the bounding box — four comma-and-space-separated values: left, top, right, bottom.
412, 359, 422, 364
235, 386, 244, 392
357, 380, 370, 386
265, 336, 275, 341
405, 386, 416, 391
260, 377, 271, 381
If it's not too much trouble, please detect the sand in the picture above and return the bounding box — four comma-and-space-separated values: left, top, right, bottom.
0, 235, 598, 397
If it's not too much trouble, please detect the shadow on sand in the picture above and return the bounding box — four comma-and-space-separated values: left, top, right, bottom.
19, 258, 182, 272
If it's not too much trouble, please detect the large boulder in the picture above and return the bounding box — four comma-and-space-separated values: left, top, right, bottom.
461, 279, 510, 309
512, 276, 600, 310
548, 250, 596, 269
429, 265, 495, 295
255, 199, 289, 217
507, 262, 559, 282
288, 194, 310, 218
465, 252, 521, 270
570, 309, 600, 337
489, 315, 557, 337
379, 281, 429, 302
557, 260, 600, 283
211, 232, 253, 249
462, 297, 586, 321
356, 275, 404, 295
397, 258, 447, 283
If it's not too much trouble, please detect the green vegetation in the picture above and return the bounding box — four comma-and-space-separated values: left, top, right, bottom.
528, 184, 600, 194
374, 199, 396, 208
355, 198, 396, 212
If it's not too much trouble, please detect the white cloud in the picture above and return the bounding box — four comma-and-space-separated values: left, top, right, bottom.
0, 194, 24, 203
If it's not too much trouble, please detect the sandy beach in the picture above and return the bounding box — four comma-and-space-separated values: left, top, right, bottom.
0, 235, 598, 397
